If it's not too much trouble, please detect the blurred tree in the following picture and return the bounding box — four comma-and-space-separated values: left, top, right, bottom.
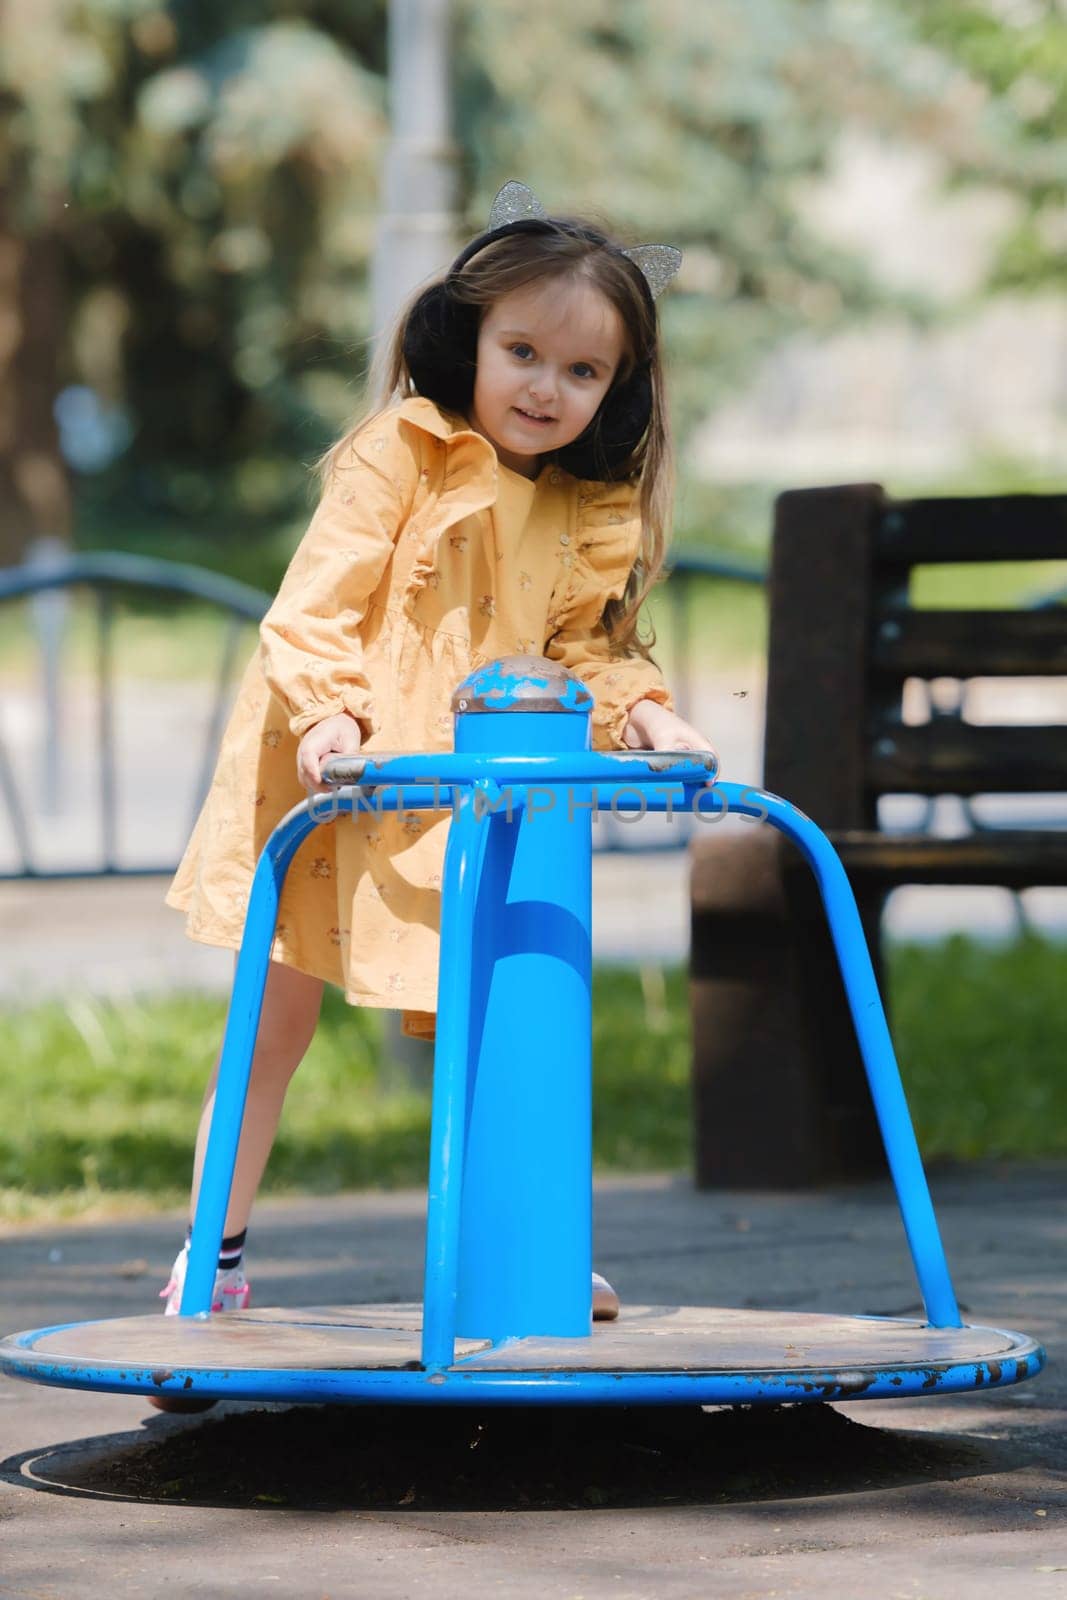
900, 0, 1067, 293
0, 186, 71, 565
1, 0, 390, 562
0, 1, 75, 562
0, 0, 1060, 566
454, 0, 1066, 438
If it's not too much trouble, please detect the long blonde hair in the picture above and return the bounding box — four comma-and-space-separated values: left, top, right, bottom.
315, 216, 675, 659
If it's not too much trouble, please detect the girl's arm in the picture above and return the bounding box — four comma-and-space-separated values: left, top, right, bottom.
259, 426, 415, 743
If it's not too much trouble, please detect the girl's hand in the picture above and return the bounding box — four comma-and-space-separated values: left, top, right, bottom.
296, 711, 364, 796
622, 699, 718, 780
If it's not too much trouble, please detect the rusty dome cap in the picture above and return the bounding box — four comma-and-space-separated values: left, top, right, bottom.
451, 654, 594, 715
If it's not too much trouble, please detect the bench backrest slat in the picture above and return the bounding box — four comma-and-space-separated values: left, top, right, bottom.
876, 495, 1067, 565
873, 609, 1067, 679
870, 723, 1067, 797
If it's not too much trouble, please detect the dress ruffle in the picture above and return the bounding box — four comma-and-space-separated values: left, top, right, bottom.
394, 401, 502, 618
543, 476, 673, 750
551, 477, 643, 632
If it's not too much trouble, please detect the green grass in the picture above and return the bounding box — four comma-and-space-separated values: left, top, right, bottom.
0, 969, 691, 1227
889, 932, 1067, 1160
1, 936, 1064, 1228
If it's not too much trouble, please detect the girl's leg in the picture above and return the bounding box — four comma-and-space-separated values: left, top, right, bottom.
189, 955, 325, 1236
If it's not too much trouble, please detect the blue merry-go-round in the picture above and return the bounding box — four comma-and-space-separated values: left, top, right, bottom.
0, 656, 1045, 1408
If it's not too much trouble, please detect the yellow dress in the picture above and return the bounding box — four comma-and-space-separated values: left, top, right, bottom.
165, 395, 675, 1039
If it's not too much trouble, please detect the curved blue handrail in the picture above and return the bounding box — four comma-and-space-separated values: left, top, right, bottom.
184, 761, 960, 1350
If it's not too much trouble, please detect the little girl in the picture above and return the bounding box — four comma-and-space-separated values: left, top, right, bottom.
162, 178, 717, 1332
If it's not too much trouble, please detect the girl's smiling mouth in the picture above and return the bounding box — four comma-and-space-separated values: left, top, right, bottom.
514, 407, 555, 425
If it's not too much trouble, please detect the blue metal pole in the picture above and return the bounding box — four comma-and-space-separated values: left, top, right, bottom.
450, 659, 595, 1342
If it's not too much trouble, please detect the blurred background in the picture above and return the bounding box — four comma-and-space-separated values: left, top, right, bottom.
0, 0, 1065, 1223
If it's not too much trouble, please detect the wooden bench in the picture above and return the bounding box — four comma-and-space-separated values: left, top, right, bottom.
689, 485, 1067, 1187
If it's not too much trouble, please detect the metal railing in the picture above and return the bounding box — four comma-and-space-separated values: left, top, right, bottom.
0, 548, 267, 879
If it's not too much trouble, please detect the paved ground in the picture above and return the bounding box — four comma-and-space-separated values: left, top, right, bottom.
0, 1165, 1063, 1597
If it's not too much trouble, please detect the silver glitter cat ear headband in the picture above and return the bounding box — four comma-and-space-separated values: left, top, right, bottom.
487, 179, 682, 300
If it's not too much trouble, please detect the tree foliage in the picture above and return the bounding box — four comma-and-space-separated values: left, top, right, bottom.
0, 0, 1061, 556
455, 0, 1024, 435
898, 0, 1067, 292
2, 0, 388, 502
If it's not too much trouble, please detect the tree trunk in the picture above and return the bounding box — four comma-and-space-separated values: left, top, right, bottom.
0, 199, 71, 567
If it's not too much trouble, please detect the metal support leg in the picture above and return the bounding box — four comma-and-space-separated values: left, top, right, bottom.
682, 783, 963, 1328
181, 802, 322, 1314
184, 781, 462, 1318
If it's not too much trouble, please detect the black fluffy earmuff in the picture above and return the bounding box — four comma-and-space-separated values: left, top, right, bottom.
402, 217, 653, 482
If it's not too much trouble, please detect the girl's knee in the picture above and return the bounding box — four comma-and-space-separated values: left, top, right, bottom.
254, 958, 324, 1066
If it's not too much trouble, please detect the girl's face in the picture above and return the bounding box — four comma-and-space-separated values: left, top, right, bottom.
468, 278, 626, 479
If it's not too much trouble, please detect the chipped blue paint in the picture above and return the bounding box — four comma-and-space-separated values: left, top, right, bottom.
454, 658, 595, 713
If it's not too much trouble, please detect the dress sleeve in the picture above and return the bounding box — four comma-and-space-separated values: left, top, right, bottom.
259, 417, 417, 741
544, 479, 675, 752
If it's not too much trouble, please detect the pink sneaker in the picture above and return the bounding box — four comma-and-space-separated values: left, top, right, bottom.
149, 1244, 250, 1413
158, 1243, 251, 1317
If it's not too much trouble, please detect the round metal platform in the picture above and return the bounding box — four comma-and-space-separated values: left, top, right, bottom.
0, 1304, 1044, 1408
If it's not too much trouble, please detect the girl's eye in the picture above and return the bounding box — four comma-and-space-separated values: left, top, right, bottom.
508, 345, 595, 379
